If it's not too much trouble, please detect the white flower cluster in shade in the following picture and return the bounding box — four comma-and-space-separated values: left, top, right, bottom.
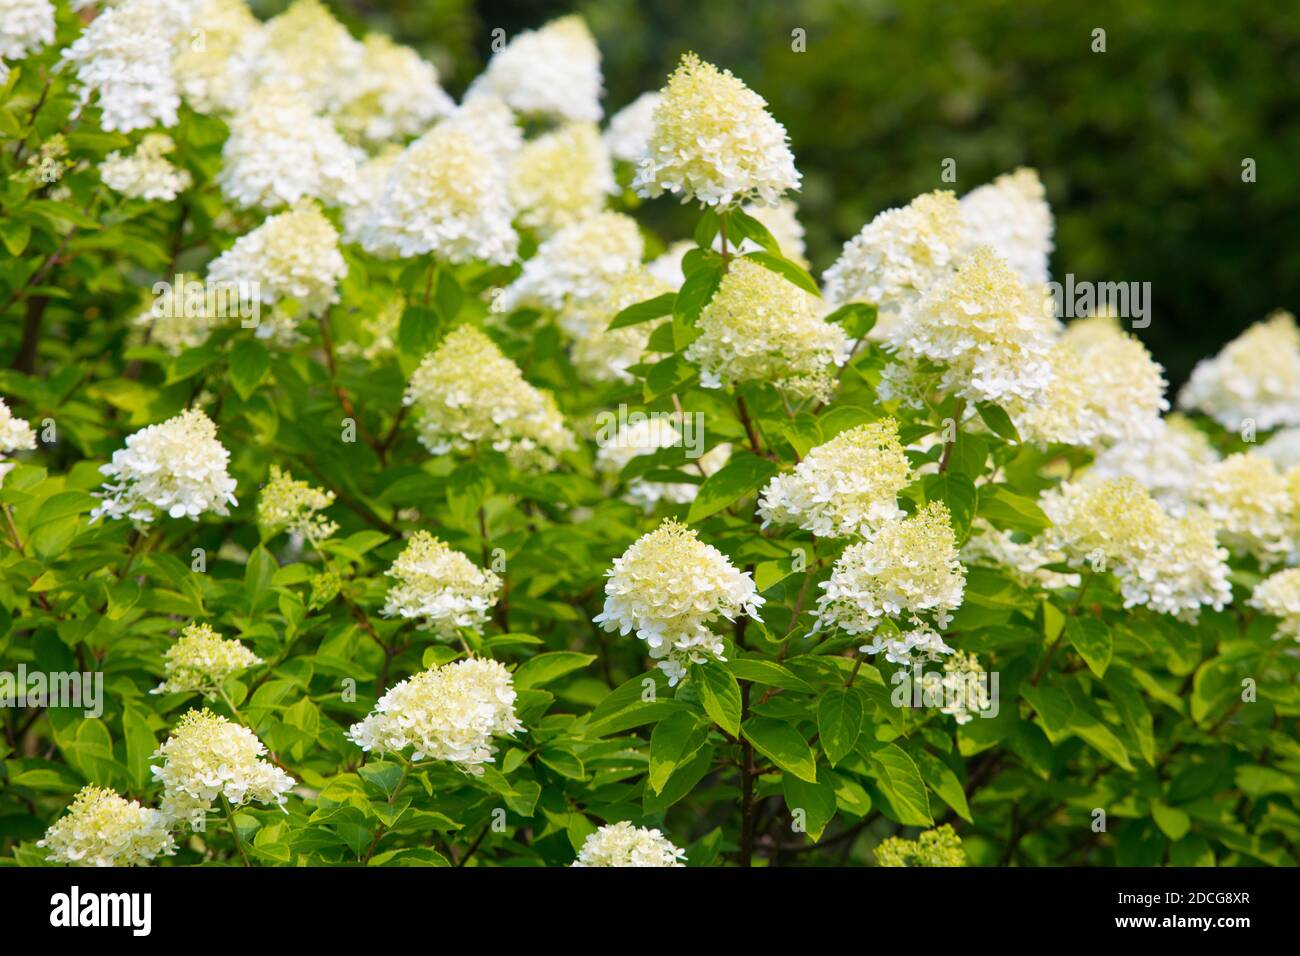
333, 34, 455, 146
99, 133, 192, 202
594, 417, 731, 511
685, 258, 850, 402
467, 15, 603, 123
508, 122, 616, 236
150, 709, 295, 820
1015, 314, 1169, 450
0, 398, 37, 484
1189, 453, 1299, 566
380, 531, 502, 639
560, 268, 675, 385
38, 785, 176, 867
1178, 310, 1300, 431
91, 408, 237, 524
206, 200, 347, 338
346, 658, 523, 773
758, 419, 913, 539
256, 465, 337, 542
1259, 427, 1300, 470
1039, 477, 1232, 621
603, 92, 660, 163
246, 0, 363, 113
959, 167, 1055, 285
572, 821, 687, 867
1249, 568, 1300, 641
497, 212, 643, 313
152, 621, 263, 697
594, 519, 765, 684
347, 123, 517, 264
442, 92, 524, 166
173, 0, 261, 114
812, 502, 966, 638
634, 53, 800, 209
1, 0, 54, 62
859, 625, 955, 672
403, 326, 576, 470
1083, 415, 1218, 514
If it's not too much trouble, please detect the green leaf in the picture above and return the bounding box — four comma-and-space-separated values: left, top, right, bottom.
977, 485, 1051, 534
672, 261, 723, 348
538, 747, 586, 780
741, 717, 818, 783
743, 251, 820, 295
865, 743, 932, 826
686, 452, 778, 523
229, 337, 271, 400
782, 768, 838, 841
1066, 616, 1113, 678
727, 207, 780, 255
916, 750, 973, 823
823, 302, 878, 338
121, 706, 156, 793
649, 710, 708, 794
693, 208, 721, 248
244, 545, 278, 615
975, 402, 1020, 442
817, 688, 864, 767
513, 652, 596, 689
608, 292, 676, 330
1104, 667, 1157, 765
923, 472, 976, 540
694, 663, 741, 737
1151, 801, 1191, 841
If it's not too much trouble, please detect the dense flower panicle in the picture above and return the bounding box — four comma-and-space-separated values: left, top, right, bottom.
38, 786, 175, 867
1249, 568, 1300, 641
99, 133, 192, 201
346, 658, 523, 772
685, 258, 850, 401
595, 417, 731, 510
1178, 311, 1300, 431
92, 408, 237, 523
758, 419, 912, 538
443, 93, 523, 166
60, 0, 184, 132
380, 531, 501, 638
646, 240, 693, 289
351, 124, 517, 264
257, 465, 337, 541
206, 200, 347, 330
173, 0, 261, 114
153, 621, 263, 696
497, 212, 642, 312
340, 147, 402, 246
594, 519, 764, 684
959, 168, 1054, 284
404, 326, 576, 469
333, 34, 454, 145
1085, 415, 1217, 512
634, 53, 800, 208
822, 191, 968, 315
572, 822, 686, 867
217, 87, 359, 210
876, 825, 967, 867
151, 709, 295, 819
1017, 315, 1169, 448
813, 502, 966, 636
130, 270, 221, 355
560, 268, 674, 383
883, 246, 1057, 405
467, 15, 602, 122
0, 0, 55, 61
1190, 453, 1295, 564
508, 123, 615, 236
247, 0, 362, 113
604, 92, 660, 163
1260, 427, 1300, 469
1039, 477, 1231, 619
0, 398, 37, 455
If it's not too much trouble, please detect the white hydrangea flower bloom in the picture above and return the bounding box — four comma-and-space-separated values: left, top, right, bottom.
244, 0, 363, 114
99, 133, 192, 201
961, 520, 1080, 591
1084, 415, 1218, 513
347, 658, 523, 773
0, 398, 37, 457
883, 246, 1057, 406
1249, 568, 1300, 641
206, 200, 347, 335
822, 191, 969, 316
404, 326, 576, 470
381, 531, 502, 638
634, 53, 800, 209
497, 212, 642, 313
1189, 453, 1295, 565
604, 92, 659, 163
1259, 427, 1300, 470
217, 87, 359, 211
151, 709, 295, 819
60, 0, 187, 132
256, 465, 337, 542
959, 168, 1054, 285
0, 0, 55, 61
813, 502, 966, 636
572, 821, 686, 867
38, 786, 175, 867
595, 519, 764, 684
333, 34, 454, 146
350, 124, 517, 264
152, 621, 263, 697
509, 122, 616, 236
561, 268, 675, 384
595, 416, 730, 511
1016, 314, 1169, 449
173, 0, 261, 114
442, 92, 523, 167
685, 258, 850, 402
758, 419, 912, 538
92, 408, 237, 523
467, 15, 602, 123
1178, 311, 1300, 431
